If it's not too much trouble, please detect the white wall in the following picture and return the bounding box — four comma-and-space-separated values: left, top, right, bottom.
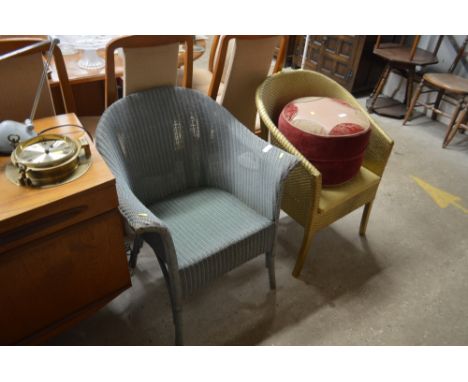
382, 35, 467, 124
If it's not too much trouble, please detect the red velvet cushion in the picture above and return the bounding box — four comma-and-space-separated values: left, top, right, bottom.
278, 97, 371, 186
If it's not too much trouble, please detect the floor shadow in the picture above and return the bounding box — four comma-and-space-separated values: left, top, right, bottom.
49, 215, 384, 346
297, 229, 383, 301
218, 216, 384, 345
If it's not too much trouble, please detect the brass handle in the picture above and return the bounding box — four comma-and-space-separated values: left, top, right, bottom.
79, 137, 91, 158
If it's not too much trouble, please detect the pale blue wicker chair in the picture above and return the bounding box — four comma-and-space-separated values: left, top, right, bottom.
95, 86, 298, 345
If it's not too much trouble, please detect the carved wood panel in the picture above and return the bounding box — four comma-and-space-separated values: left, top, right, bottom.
292, 35, 380, 94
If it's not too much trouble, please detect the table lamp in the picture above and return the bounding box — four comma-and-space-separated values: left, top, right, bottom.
0, 36, 59, 155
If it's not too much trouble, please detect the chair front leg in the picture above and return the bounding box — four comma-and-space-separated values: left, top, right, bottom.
443, 99, 467, 148
292, 225, 316, 278
154, 254, 184, 345
173, 302, 184, 346
145, 233, 185, 346
359, 200, 374, 236
128, 235, 144, 269
265, 251, 276, 290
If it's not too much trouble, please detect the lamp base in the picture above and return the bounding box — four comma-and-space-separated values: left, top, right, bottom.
0, 120, 37, 155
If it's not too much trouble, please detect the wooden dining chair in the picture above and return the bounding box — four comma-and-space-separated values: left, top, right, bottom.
105, 35, 194, 107
0, 37, 76, 122
367, 35, 443, 118
207, 35, 289, 133
186, 35, 222, 95
403, 36, 468, 148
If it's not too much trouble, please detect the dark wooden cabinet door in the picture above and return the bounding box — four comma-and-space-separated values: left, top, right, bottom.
291, 35, 383, 94
318, 36, 365, 89
293, 35, 326, 70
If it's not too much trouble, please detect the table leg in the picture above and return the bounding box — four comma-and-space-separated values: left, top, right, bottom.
405, 66, 415, 108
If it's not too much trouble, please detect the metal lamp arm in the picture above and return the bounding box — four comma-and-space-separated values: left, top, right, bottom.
27, 37, 59, 125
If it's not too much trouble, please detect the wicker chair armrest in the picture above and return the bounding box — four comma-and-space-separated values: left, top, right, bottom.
256, 91, 320, 174
116, 181, 168, 235
208, 116, 299, 221
256, 95, 322, 208
362, 116, 394, 177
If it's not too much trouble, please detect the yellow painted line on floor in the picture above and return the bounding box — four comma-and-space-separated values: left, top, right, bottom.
411, 176, 468, 214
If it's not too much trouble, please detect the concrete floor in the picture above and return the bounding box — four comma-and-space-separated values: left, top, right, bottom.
48, 97, 468, 345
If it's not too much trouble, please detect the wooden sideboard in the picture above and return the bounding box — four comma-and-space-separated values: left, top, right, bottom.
291, 35, 385, 95
0, 114, 131, 344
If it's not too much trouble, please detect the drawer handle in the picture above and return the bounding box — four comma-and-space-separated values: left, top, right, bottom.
0, 206, 87, 247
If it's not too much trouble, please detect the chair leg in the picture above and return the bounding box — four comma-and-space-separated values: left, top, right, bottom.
443, 100, 466, 148
442, 98, 466, 149
153, 251, 184, 345
265, 251, 276, 290
173, 303, 183, 346
166, 271, 183, 345
292, 226, 316, 278
404, 67, 416, 108
368, 63, 391, 113
403, 79, 424, 125
359, 201, 374, 236
128, 235, 144, 269
432, 89, 445, 120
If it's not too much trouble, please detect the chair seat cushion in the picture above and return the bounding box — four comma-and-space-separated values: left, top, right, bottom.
279, 97, 371, 186
149, 187, 273, 293
423, 73, 468, 94
319, 166, 380, 213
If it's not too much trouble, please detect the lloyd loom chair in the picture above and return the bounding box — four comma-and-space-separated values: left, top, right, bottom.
256, 70, 394, 277
95, 86, 297, 345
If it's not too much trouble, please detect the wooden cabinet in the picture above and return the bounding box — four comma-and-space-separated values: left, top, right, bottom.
292, 35, 385, 95
0, 114, 131, 344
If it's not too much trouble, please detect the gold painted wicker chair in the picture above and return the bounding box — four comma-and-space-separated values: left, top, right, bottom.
256, 69, 394, 277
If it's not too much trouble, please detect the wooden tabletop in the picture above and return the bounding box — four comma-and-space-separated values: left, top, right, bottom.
0, 114, 114, 231
49, 39, 206, 86
373, 45, 439, 66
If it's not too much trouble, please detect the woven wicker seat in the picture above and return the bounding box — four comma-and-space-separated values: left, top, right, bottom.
96, 86, 297, 344
256, 69, 394, 277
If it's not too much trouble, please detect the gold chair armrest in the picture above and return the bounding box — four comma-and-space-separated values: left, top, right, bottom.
362, 116, 394, 177
258, 106, 322, 225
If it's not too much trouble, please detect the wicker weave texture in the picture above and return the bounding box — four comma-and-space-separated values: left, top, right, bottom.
96, 86, 298, 298
256, 69, 394, 276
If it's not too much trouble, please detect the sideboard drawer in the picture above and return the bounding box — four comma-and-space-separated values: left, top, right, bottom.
0, 183, 119, 253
